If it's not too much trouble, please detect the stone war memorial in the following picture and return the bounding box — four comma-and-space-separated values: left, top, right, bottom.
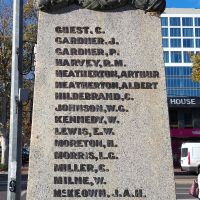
27, 0, 176, 199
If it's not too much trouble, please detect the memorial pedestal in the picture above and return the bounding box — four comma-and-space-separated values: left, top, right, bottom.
27, 6, 176, 200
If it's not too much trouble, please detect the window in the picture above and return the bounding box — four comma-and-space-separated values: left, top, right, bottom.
195, 28, 200, 37
162, 28, 168, 37
162, 39, 168, 47
181, 148, 188, 157
166, 67, 192, 76
171, 51, 182, 63
170, 17, 180, 26
170, 39, 181, 48
193, 109, 200, 128
183, 39, 194, 48
196, 39, 200, 48
164, 51, 169, 63
165, 65, 200, 97
169, 109, 178, 127
165, 67, 170, 76
183, 28, 193, 37
195, 18, 200, 26
174, 79, 181, 87
184, 109, 193, 128
183, 52, 192, 63
161, 17, 168, 26
182, 17, 193, 26
170, 28, 181, 37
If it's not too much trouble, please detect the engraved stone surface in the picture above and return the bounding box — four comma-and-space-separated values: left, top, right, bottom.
27, 5, 176, 200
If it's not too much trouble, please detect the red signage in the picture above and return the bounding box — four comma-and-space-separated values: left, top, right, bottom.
171, 128, 200, 138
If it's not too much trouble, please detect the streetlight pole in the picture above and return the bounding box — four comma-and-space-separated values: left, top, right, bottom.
7, 0, 23, 199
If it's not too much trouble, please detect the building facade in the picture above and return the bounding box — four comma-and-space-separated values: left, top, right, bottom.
161, 9, 200, 167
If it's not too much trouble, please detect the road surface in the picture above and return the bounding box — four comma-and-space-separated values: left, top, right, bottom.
0, 173, 198, 200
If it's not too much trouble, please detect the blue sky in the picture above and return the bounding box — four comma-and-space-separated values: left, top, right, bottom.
167, 0, 200, 8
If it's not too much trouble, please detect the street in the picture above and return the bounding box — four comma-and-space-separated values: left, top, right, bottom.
0, 173, 198, 200
175, 174, 197, 200
0, 173, 27, 200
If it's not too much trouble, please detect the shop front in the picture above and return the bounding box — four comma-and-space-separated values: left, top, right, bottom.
170, 128, 200, 167
168, 97, 200, 168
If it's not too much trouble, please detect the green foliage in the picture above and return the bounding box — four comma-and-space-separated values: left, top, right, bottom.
0, 163, 8, 171
0, 0, 38, 141
191, 53, 200, 82
0, 3, 12, 130
0, 3, 12, 94
24, 0, 38, 43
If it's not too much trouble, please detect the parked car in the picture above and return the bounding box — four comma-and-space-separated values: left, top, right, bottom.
22, 148, 29, 164
181, 142, 200, 174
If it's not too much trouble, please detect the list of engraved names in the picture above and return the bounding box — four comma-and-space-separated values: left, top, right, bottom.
53, 26, 159, 198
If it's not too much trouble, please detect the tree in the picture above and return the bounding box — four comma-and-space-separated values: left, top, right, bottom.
22, 0, 37, 144
191, 53, 200, 82
0, 0, 37, 165
0, 2, 12, 166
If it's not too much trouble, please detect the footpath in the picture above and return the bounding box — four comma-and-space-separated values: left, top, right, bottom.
0, 166, 28, 200
0, 167, 196, 200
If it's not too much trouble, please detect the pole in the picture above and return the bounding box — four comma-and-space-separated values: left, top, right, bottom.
7, 0, 23, 198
